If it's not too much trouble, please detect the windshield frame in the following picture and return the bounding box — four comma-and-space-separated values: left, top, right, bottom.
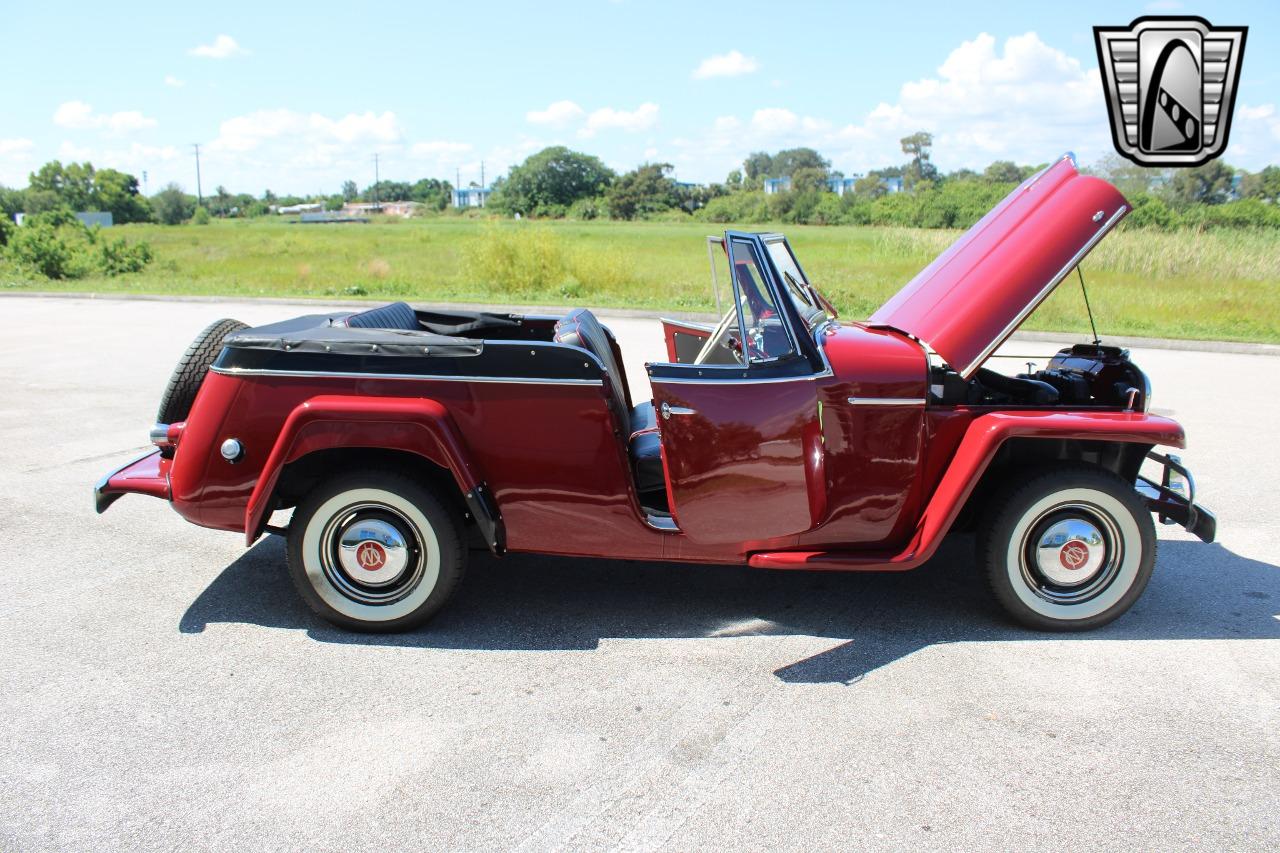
759, 233, 834, 336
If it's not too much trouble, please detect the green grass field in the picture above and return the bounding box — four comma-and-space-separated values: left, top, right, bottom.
5, 216, 1279, 342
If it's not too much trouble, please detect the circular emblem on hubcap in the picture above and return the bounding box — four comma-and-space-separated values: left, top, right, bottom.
355, 540, 387, 571
1059, 540, 1090, 571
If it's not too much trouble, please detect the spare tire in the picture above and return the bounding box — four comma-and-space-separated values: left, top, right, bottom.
156, 318, 248, 424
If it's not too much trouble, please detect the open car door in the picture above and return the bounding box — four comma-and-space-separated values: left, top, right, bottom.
647, 232, 827, 545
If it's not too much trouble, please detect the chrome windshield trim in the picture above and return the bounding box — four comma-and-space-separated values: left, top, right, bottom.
210, 365, 604, 386
658, 317, 715, 332
847, 397, 927, 407
956, 204, 1129, 380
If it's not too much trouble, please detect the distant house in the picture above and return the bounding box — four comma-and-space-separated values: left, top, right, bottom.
14, 211, 112, 227
762, 177, 791, 195
342, 200, 423, 218
826, 176, 860, 195
276, 203, 325, 215
764, 173, 904, 196
452, 186, 492, 208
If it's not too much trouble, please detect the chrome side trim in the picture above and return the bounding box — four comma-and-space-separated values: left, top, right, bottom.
651, 366, 834, 386
956, 204, 1128, 379
847, 397, 927, 407
209, 365, 604, 386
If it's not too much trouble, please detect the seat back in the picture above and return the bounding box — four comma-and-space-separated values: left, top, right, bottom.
341, 301, 421, 331
553, 308, 629, 433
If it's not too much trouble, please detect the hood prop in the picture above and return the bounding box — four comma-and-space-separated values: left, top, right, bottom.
1076, 265, 1101, 346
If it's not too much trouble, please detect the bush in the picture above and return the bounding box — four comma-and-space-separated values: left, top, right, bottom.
1124, 193, 1177, 230
6, 223, 78, 279
97, 236, 154, 275
192, 205, 211, 225
0, 215, 11, 247
567, 197, 606, 220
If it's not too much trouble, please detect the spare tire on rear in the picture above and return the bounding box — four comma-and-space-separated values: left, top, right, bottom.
156, 318, 248, 424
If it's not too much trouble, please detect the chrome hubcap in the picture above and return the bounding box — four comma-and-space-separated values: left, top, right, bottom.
1020, 503, 1124, 605
337, 518, 410, 587
1033, 517, 1106, 586
319, 503, 424, 605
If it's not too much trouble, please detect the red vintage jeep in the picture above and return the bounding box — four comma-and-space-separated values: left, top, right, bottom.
97, 155, 1214, 633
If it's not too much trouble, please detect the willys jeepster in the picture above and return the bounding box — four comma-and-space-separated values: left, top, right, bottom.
96, 155, 1214, 633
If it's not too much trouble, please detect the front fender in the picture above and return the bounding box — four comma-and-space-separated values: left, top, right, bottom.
750, 410, 1185, 571
912, 410, 1184, 556
244, 395, 501, 550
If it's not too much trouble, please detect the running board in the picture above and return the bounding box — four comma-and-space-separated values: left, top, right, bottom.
748, 549, 921, 572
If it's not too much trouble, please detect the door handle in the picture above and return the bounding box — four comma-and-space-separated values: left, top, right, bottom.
661, 402, 696, 419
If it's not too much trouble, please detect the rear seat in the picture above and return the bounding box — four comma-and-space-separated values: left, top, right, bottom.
339, 301, 421, 331
554, 309, 665, 496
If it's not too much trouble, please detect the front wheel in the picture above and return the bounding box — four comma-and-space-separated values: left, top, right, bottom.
286, 470, 466, 632
978, 466, 1156, 631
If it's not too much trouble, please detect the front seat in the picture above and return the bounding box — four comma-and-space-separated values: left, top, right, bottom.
553, 309, 665, 497
553, 309, 629, 430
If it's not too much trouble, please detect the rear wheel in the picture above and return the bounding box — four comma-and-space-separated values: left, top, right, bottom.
978, 466, 1155, 631
286, 470, 466, 633
156, 318, 247, 424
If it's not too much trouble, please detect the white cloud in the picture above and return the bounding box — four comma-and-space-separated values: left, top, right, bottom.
189, 35, 246, 59
693, 50, 759, 79
209, 109, 400, 154
411, 141, 472, 157
670, 31, 1119, 182
581, 102, 659, 137
526, 100, 584, 127
1225, 103, 1280, 164
53, 100, 158, 134
0, 138, 35, 185
164, 75, 184, 88
750, 108, 799, 135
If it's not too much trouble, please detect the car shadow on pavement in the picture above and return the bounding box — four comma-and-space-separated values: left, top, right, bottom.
180, 535, 1279, 684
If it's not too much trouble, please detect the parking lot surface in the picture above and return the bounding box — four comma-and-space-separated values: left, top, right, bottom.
0, 295, 1276, 851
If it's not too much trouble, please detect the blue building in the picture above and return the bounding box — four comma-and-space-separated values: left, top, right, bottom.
452, 186, 492, 208
762, 177, 791, 194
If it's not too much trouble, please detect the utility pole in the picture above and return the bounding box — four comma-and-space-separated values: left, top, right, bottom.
480, 161, 485, 208
373, 153, 380, 209
192, 144, 203, 206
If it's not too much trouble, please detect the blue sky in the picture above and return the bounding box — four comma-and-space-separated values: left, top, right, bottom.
1, 0, 1276, 195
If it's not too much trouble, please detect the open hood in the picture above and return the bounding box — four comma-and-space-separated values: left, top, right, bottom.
868, 155, 1130, 379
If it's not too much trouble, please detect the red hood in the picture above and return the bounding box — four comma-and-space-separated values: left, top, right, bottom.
868, 155, 1129, 378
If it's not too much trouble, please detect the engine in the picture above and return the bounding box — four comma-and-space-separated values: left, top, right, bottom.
930, 344, 1151, 410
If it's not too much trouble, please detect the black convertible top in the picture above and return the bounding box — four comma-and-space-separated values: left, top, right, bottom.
224, 313, 484, 358
212, 303, 606, 383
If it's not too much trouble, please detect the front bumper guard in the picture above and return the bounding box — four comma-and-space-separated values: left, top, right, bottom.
1136, 450, 1216, 543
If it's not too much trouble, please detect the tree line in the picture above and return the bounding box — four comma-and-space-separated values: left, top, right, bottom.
3, 133, 1280, 234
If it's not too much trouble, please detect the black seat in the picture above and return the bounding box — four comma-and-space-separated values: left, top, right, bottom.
553, 309, 629, 431
342, 301, 421, 331
554, 310, 665, 496
628, 403, 665, 494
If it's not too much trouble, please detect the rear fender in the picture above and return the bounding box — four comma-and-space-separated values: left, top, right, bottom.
244, 395, 503, 552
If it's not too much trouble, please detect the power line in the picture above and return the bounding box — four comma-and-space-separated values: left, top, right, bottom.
192, 144, 203, 206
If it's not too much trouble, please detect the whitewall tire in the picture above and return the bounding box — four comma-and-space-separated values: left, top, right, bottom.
978, 466, 1156, 631
286, 470, 465, 632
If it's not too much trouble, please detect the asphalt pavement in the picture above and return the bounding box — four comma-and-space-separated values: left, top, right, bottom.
0, 295, 1275, 851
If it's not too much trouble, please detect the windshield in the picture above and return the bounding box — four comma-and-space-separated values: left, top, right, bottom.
763, 237, 833, 332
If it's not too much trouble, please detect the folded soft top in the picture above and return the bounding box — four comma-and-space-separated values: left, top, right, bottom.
224, 313, 484, 358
